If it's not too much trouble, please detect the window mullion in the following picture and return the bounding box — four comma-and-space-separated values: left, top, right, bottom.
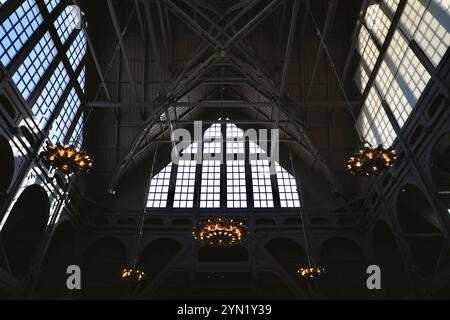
194, 141, 203, 209
268, 140, 281, 208
166, 162, 177, 209
221, 121, 226, 208
245, 138, 253, 209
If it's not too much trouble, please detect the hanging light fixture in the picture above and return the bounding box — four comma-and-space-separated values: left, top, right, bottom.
347, 142, 397, 176
120, 268, 145, 282
297, 266, 326, 279
302, 0, 397, 178
193, 218, 248, 246
41, 143, 93, 175
121, 144, 160, 284
288, 150, 325, 280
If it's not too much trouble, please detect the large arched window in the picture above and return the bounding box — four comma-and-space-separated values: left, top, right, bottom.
355, 0, 450, 147
146, 120, 301, 209
1, 1, 87, 146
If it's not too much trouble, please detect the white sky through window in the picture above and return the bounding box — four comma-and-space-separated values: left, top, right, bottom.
146, 120, 301, 209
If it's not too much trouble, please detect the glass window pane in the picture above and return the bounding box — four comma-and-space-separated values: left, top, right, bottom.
0, 0, 43, 67
12, 32, 57, 100
226, 160, 246, 208
276, 162, 300, 208
147, 163, 172, 208
200, 160, 221, 208
31, 62, 69, 129
173, 160, 196, 208
48, 88, 80, 144
251, 159, 274, 208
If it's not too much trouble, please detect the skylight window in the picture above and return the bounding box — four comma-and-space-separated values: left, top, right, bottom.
200, 160, 221, 208
145, 120, 302, 209
12, 32, 57, 100
355, 0, 449, 148
31, 62, 69, 129
226, 160, 247, 208
182, 142, 198, 154
0, 0, 43, 67
147, 163, 172, 208
48, 88, 80, 144
54, 5, 80, 44
276, 162, 301, 208
69, 114, 83, 149
249, 141, 266, 154
67, 30, 86, 71
77, 66, 85, 91
43, 0, 60, 13
226, 123, 244, 154
203, 123, 222, 155
251, 159, 274, 208
173, 160, 196, 208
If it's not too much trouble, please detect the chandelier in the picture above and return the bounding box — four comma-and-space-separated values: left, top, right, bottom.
120, 144, 162, 284
193, 218, 248, 246
297, 266, 326, 279
121, 268, 145, 282
347, 143, 397, 176
41, 143, 93, 175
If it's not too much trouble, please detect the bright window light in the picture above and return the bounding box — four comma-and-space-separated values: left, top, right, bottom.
226, 160, 247, 208
276, 162, 300, 208
251, 159, 274, 208
173, 160, 196, 208
200, 160, 221, 208
147, 163, 172, 208
0, 0, 43, 67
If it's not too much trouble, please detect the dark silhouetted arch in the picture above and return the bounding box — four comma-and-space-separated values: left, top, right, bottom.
117, 218, 136, 226
372, 221, 409, 298
0, 94, 16, 119
398, 185, 445, 276
198, 245, 248, 262
397, 184, 442, 233
256, 272, 296, 299
431, 132, 450, 213
140, 238, 182, 281
0, 185, 49, 278
283, 217, 302, 225
171, 218, 191, 226
150, 272, 191, 299
35, 222, 75, 298
0, 136, 14, 210
264, 238, 305, 274
256, 218, 276, 226
320, 237, 366, 299
79, 237, 127, 299
144, 218, 164, 225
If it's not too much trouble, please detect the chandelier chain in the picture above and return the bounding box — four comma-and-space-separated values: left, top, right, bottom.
304, 1, 365, 143
132, 143, 158, 269
288, 148, 312, 266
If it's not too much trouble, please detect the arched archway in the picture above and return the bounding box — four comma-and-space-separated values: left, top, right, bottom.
320, 237, 366, 299
0, 185, 49, 278
397, 184, 442, 234
79, 238, 127, 299
397, 184, 444, 276
0, 94, 16, 119
431, 132, 450, 214
372, 221, 409, 298
140, 238, 182, 281
198, 245, 248, 262
264, 238, 306, 274
0, 136, 14, 210
35, 222, 75, 298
